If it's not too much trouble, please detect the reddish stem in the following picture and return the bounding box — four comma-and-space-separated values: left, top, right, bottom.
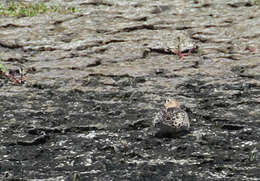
2, 72, 24, 84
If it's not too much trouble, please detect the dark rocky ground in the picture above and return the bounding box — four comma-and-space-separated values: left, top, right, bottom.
0, 0, 260, 180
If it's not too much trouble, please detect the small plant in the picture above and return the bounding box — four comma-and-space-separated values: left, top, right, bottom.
0, 2, 76, 17
252, 0, 260, 5
171, 36, 198, 59
0, 62, 25, 84
249, 147, 257, 162
73, 173, 80, 181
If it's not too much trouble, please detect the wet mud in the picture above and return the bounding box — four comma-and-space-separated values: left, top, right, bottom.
0, 0, 260, 180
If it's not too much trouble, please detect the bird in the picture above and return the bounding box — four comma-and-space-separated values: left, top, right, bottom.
153, 98, 190, 138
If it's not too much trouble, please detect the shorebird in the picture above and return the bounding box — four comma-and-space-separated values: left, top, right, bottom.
153, 98, 190, 138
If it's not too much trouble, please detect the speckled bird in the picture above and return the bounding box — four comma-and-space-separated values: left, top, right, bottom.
153, 98, 190, 138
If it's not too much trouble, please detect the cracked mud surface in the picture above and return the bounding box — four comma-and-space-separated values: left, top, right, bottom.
0, 0, 260, 180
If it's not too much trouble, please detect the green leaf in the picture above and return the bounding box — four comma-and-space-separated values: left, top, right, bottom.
0, 63, 7, 73
18, 67, 25, 75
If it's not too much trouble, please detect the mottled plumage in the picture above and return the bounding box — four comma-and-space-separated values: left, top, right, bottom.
153, 98, 190, 138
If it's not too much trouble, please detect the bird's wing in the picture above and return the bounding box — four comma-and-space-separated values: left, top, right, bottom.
164, 108, 190, 128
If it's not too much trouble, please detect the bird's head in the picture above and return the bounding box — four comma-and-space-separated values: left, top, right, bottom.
164, 98, 180, 108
